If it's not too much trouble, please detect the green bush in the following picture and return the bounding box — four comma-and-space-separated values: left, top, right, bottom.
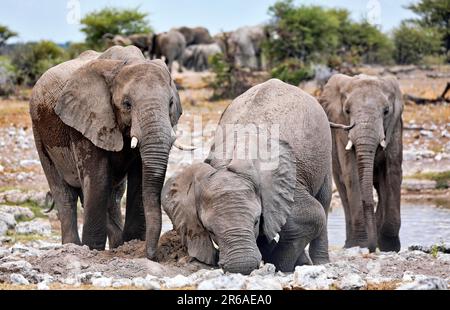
270, 58, 313, 85
66, 42, 91, 59
0, 24, 17, 48
393, 22, 442, 65
80, 7, 152, 50
10, 41, 68, 86
0, 56, 16, 97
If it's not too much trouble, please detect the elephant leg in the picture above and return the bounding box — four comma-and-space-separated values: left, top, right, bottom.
295, 250, 312, 266
107, 181, 125, 249
268, 187, 327, 272
33, 134, 80, 244
309, 176, 332, 264
375, 155, 402, 251
123, 159, 146, 242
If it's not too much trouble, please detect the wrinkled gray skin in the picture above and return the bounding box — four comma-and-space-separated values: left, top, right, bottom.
182, 43, 223, 72
229, 25, 267, 70
150, 30, 186, 73
320, 74, 403, 253
30, 46, 182, 259
175, 26, 214, 46
162, 79, 332, 274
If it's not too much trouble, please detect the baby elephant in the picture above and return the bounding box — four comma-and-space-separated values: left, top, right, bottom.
162, 79, 333, 274
320, 74, 404, 252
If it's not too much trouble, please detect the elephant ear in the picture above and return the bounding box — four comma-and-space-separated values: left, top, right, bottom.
161, 163, 218, 265
319, 74, 353, 123
380, 76, 404, 143
257, 140, 296, 242
55, 59, 125, 152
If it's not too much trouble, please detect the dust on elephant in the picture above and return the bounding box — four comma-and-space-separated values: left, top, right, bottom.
30, 45, 191, 259
162, 79, 332, 274
181, 43, 223, 72
150, 30, 186, 72
229, 25, 267, 70
319, 74, 404, 253
175, 26, 214, 46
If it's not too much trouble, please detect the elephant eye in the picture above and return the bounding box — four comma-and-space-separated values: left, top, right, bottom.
123, 99, 132, 110
383, 107, 389, 115
344, 107, 350, 114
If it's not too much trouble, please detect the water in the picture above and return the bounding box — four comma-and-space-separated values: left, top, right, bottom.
328, 203, 450, 248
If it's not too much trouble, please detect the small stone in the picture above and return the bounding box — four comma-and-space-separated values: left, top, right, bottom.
0, 211, 16, 229
0, 221, 7, 236
0, 205, 34, 221
92, 277, 113, 288
397, 277, 448, 290
0, 247, 11, 258
37, 282, 50, 290
15, 219, 51, 236
11, 243, 32, 254
112, 278, 133, 288
62, 277, 80, 286
343, 247, 370, 257
133, 275, 161, 290
19, 159, 40, 168
437, 253, 450, 262
77, 272, 102, 284
250, 263, 276, 277
188, 269, 224, 284
338, 273, 366, 290
292, 265, 333, 290
0, 260, 33, 273
245, 276, 283, 290
420, 130, 434, 138
10, 273, 30, 285
197, 274, 247, 290
163, 274, 191, 289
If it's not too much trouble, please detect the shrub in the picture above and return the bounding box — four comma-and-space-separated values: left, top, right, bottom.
270, 58, 313, 85
0, 56, 16, 97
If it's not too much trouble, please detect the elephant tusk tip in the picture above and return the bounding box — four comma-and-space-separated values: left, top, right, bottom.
211, 237, 219, 250
173, 140, 196, 151
345, 140, 353, 151
131, 137, 139, 149
380, 140, 387, 150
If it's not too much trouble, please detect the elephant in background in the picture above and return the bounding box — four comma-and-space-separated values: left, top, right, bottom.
150, 30, 186, 72
319, 74, 403, 253
103, 33, 152, 57
162, 79, 332, 274
229, 25, 267, 70
182, 43, 223, 72
30, 45, 190, 259
175, 26, 214, 46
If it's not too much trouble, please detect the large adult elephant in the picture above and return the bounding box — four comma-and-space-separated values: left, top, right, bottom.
319, 74, 403, 253
162, 79, 332, 274
175, 26, 214, 46
181, 43, 223, 72
229, 25, 267, 70
150, 30, 186, 72
30, 46, 191, 259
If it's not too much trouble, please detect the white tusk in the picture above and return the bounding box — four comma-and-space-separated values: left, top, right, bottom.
131, 137, 138, 149
274, 233, 280, 243
380, 140, 387, 150
171, 129, 196, 151
345, 140, 353, 151
211, 237, 219, 250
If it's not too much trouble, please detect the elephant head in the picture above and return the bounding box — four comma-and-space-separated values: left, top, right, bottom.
162, 136, 296, 275
54, 49, 188, 259
320, 74, 403, 252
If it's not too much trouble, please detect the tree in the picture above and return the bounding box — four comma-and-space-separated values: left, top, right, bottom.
407, 0, 450, 58
393, 21, 442, 64
80, 7, 152, 49
0, 24, 17, 48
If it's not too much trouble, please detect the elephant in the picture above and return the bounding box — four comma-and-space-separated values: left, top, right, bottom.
319, 74, 404, 253
162, 79, 332, 274
103, 34, 153, 58
181, 43, 223, 72
150, 30, 186, 72
29, 45, 192, 259
175, 26, 214, 46
229, 25, 267, 70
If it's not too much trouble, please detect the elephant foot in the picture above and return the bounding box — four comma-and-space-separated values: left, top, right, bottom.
108, 234, 124, 249
295, 251, 312, 266
378, 234, 400, 252
146, 246, 158, 261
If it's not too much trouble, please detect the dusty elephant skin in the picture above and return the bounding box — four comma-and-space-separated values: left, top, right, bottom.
162, 79, 332, 274
320, 74, 403, 253
29, 46, 183, 260
150, 30, 187, 73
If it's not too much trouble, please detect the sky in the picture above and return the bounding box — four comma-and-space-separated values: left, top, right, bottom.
1, 0, 419, 43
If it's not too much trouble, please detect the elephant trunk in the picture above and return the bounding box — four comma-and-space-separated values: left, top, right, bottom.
138, 108, 173, 260
218, 228, 262, 275
354, 134, 378, 253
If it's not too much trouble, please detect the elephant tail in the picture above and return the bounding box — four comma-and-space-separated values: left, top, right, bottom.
43, 191, 55, 213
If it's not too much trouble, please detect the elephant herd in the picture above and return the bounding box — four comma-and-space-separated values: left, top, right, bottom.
30, 44, 403, 275
103, 25, 267, 72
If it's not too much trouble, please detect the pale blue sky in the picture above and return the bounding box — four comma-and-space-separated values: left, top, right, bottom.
1, 0, 418, 43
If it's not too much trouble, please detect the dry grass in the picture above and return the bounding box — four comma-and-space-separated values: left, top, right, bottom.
0, 99, 31, 128
403, 102, 450, 126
